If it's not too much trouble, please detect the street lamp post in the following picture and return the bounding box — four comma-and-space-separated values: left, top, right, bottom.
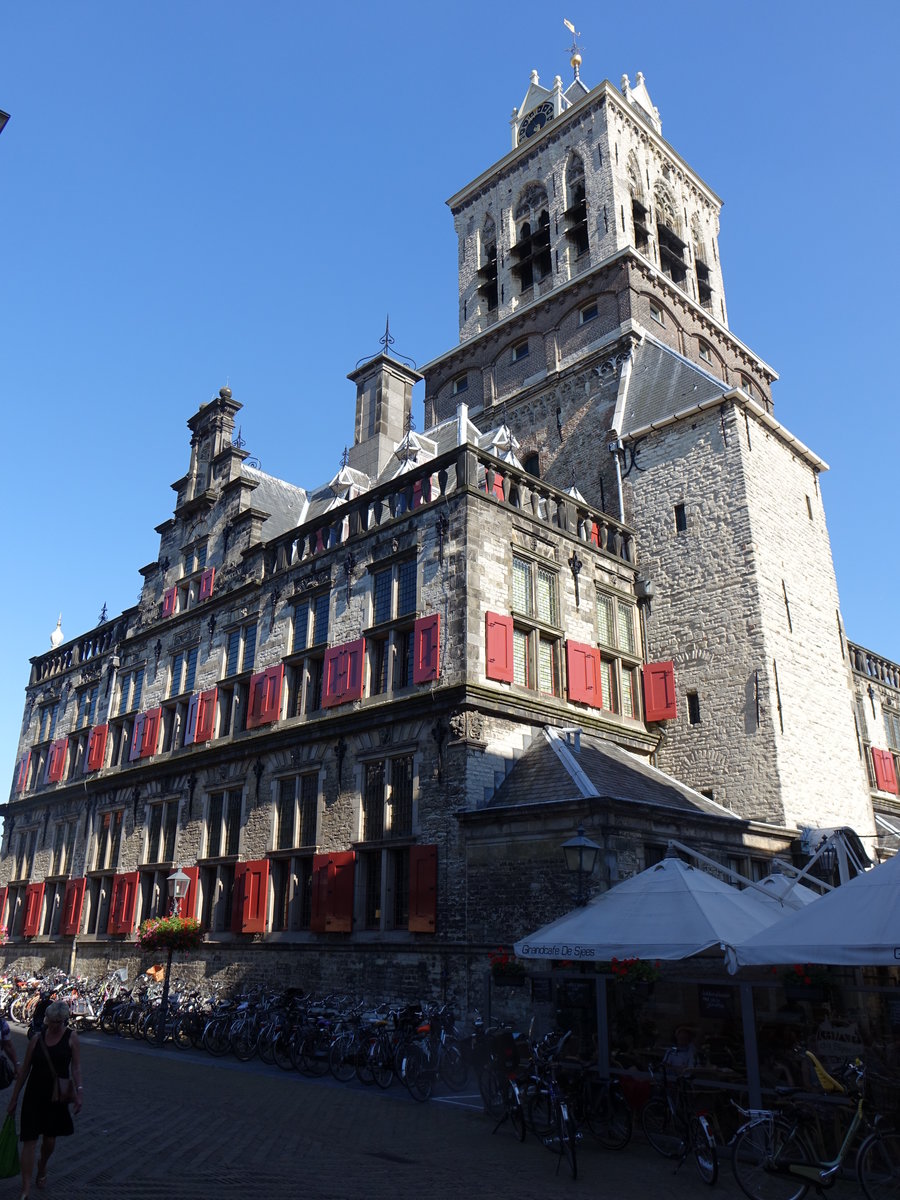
562, 824, 601, 906
156, 867, 191, 1045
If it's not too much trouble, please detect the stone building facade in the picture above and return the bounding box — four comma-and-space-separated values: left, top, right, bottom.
0, 61, 887, 1001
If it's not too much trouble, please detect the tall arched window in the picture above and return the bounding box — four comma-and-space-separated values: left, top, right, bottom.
691, 216, 712, 310
654, 183, 687, 286
478, 216, 498, 312
564, 154, 589, 258
511, 183, 551, 293
628, 153, 649, 255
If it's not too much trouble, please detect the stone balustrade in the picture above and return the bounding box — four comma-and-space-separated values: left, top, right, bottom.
848, 642, 900, 691
263, 445, 635, 578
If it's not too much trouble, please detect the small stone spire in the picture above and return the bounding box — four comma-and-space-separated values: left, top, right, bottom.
50, 614, 64, 649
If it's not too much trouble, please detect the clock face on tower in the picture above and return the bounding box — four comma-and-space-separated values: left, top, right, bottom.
519, 101, 553, 141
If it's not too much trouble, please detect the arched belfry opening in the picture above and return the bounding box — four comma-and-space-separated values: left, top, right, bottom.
564, 154, 589, 259
654, 182, 687, 287
478, 215, 498, 312
511, 183, 551, 293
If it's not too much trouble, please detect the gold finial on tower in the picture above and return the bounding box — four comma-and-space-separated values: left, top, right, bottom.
564, 18, 582, 80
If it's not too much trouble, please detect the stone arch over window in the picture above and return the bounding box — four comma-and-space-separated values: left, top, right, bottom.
564, 154, 589, 258
627, 152, 649, 254
478, 214, 498, 312
691, 215, 712, 310
512, 183, 551, 293
654, 182, 687, 286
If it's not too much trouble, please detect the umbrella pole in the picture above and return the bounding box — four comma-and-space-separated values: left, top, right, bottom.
739, 981, 762, 1107
594, 976, 610, 1078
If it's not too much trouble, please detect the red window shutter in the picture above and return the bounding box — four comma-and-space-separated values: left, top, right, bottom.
60, 877, 87, 937
322, 645, 343, 708
14, 751, 31, 794
309, 854, 330, 932
108, 870, 139, 934
408, 844, 437, 933
485, 613, 514, 683
323, 641, 364, 707
139, 707, 162, 758
129, 713, 145, 761
343, 639, 365, 703
642, 661, 677, 721
484, 470, 505, 500
22, 882, 45, 937
246, 671, 268, 728
180, 866, 200, 922
590, 522, 600, 548
85, 724, 109, 773
162, 586, 177, 617
238, 858, 270, 933
231, 863, 248, 933
262, 664, 284, 723
413, 615, 441, 685
412, 479, 424, 508
883, 752, 899, 795
184, 693, 200, 745
873, 748, 899, 794
314, 528, 326, 554
198, 567, 215, 601
195, 687, 217, 743
325, 850, 355, 933
566, 642, 602, 708
46, 738, 67, 783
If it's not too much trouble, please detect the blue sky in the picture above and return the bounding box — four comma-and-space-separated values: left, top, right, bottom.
2, 1, 898, 782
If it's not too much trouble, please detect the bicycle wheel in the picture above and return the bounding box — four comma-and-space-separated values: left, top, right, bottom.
329, 1031, 359, 1083
298, 1031, 331, 1077
231, 1020, 258, 1062
691, 1115, 719, 1186
509, 1086, 527, 1143
401, 1043, 434, 1102
173, 1012, 196, 1050
439, 1044, 468, 1091
479, 1062, 507, 1118
731, 1120, 811, 1200
642, 1097, 685, 1159
586, 1081, 633, 1150
257, 1025, 276, 1065
858, 1129, 900, 1200
202, 1018, 232, 1057
356, 1039, 375, 1086
369, 1039, 394, 1090
557, 1102, 578, 1180
525, 1084, 556, 1141
272, 1029, 295, 1072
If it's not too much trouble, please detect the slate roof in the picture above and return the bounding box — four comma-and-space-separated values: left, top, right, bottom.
480, 727, 735, 821
242, 466, 308, 538
621, 339, 726, 436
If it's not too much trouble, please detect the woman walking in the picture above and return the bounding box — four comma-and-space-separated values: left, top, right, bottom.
6, 1000, 83, 1198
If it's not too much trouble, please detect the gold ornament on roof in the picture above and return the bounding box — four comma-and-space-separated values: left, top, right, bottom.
564, 18, 583, 79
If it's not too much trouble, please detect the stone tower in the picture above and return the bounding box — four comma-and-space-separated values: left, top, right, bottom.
421, 58, 875, 842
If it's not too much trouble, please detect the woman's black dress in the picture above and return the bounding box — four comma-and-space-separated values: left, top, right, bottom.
20, 1029, 74, 1141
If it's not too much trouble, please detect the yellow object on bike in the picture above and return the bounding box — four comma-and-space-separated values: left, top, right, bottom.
805, 1049, 845, 1094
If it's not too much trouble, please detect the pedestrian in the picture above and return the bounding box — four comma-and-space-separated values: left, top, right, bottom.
6, 1000, 83, 1199
0, 1012, 20, 1086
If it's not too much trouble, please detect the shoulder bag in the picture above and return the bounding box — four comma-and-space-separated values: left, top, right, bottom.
38, 1035, 75, 1104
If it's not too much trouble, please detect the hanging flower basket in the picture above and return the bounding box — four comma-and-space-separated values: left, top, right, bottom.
0, 923, 7, 948
136, 916, 203, 953
489, 947, 527, 984
778, 964, 831, 1003
606, 957, 662, 985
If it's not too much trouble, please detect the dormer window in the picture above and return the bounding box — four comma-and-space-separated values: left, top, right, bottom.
564, 155, 589, 259
452, 375, 469, 395
512, 184, 551, 294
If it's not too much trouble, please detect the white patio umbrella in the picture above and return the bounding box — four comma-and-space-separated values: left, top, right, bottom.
741, 869, 821, 912
731, 852, 900, 967
514, 854, 784, 964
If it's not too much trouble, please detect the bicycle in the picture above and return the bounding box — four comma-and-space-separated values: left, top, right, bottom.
641, 1061, 718, 1185
731, 1052, 898, 1200
521, 1030, 579, 1179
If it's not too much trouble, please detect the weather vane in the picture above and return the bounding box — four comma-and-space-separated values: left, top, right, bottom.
564, 18, 583, 80
355, 315, 418, 370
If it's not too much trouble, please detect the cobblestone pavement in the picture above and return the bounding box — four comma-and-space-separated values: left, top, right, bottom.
1, 1030, 860, 1200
